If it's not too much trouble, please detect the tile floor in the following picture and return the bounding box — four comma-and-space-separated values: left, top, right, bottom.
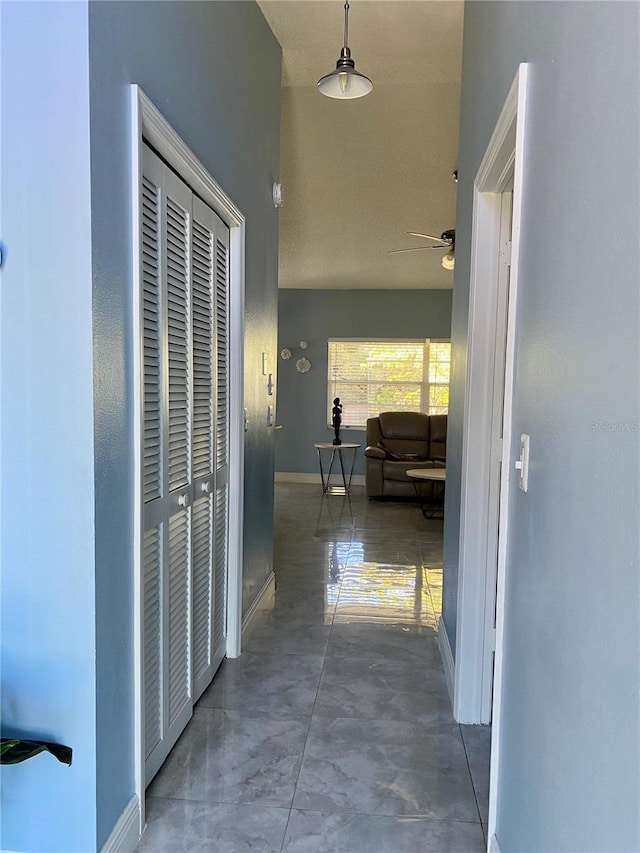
139, 483, 491, 852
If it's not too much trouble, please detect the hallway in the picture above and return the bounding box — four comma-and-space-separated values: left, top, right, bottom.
139, 484, 490, 851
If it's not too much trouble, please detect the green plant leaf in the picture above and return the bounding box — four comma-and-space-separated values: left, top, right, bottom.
0, 739, 72, 766
0, 739, 20, 757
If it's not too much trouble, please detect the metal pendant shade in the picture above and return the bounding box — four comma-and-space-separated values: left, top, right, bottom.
317, 2, 372, 100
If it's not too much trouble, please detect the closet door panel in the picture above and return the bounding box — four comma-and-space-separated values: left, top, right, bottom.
191, 493, 213, 699
161, 166, 193, 759
191, 196, 226, 698
140, 143, 231, 783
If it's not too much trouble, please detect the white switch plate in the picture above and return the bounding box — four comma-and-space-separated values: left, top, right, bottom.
515, 433, 530, 492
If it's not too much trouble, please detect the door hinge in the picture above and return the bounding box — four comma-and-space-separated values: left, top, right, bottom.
491, 627, 497, 651
502, 240, 512, 267
493, 437, 503, 461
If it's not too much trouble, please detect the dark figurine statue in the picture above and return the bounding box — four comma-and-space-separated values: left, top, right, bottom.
332, 397, 343, 445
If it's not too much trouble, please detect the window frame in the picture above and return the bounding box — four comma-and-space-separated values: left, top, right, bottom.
326, 337, 451, 429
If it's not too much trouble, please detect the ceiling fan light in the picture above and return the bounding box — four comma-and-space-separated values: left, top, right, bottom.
442, 251, 455, 271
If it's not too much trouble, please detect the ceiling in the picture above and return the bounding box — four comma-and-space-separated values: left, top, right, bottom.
257, 0, 464, 290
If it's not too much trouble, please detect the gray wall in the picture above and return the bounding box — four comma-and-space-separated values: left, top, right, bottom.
276, 289, 452, 475
444, 2, 640, 849
1, 4, 98, 851
0, 3, 281, 851
88, 1, 281, 846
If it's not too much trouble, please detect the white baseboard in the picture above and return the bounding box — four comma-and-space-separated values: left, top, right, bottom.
239, 571, 275, 652
275, 472, 365, 487
488, 834, 502, 853
438, 615, 455, 708
100, 794, 140, 853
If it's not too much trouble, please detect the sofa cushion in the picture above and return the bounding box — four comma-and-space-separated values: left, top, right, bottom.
379, 439, 430, 459
429, 414, 447, 461
383, 459, 434, 481
376, 441, 425, 462
378, 411, 430, 441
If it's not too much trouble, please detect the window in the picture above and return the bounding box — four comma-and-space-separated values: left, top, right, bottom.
327, 339, 451, 429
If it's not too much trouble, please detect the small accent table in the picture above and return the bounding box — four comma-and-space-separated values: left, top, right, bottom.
314, 442, 361, 496
407, 467, 446, 518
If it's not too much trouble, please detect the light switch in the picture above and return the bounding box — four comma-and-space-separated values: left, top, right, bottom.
515, 433, 530, 492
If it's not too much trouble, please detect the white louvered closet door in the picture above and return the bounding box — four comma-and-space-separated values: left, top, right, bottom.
191, 196, 229, 701
141, 145, 230, 786
142, 145, 193, 784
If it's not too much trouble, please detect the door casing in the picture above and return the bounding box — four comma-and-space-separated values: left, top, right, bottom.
130, 84, 246, 834
451, 61, 529, 843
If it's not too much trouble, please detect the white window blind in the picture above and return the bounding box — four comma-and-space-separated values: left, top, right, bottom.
327, 339, 450, 428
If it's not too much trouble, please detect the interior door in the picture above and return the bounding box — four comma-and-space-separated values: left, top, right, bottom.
142, 146, 193, 783
140, 144, 230, 785
191, 195, 229, 701
481, 191, 513, 720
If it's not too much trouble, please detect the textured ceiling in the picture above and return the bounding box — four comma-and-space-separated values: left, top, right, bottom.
258, 0, 464, 290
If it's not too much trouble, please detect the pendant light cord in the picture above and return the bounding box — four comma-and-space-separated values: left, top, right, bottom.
343, 2, 350, 51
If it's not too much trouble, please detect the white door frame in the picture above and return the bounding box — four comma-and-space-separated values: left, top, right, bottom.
454, 60, 528, 739
130, 85, 245, 832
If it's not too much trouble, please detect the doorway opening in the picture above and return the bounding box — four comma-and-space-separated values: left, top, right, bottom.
451, 62, 529, 846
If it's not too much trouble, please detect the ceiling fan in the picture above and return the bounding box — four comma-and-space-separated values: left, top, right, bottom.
389, 229, 456, 270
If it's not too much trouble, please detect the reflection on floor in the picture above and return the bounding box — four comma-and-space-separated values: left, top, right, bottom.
139, 484, 491, 852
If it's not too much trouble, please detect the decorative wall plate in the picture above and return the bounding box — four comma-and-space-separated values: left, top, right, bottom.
299, 340, 309, 349
296, 357, 311, 373
280, 348, 292, 360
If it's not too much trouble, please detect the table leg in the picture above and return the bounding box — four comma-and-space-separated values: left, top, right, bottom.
316, 446, 329, 494
412, 479, 445, 519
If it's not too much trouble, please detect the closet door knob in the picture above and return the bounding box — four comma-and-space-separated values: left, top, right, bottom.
178, 492, 190, 507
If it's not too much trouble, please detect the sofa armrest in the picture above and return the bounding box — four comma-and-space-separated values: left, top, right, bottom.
365, 445, 386, 459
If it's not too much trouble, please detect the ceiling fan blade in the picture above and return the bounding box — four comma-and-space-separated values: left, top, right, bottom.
388, 246, 446, 254
407, 232, 447, 244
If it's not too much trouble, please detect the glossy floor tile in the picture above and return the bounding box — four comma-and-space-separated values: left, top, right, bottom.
282, 809, 486, 852
139, 483, 491, 852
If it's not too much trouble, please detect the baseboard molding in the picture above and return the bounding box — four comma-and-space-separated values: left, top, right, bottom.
438, 615, 455, 708
488, 834, 502, 853
100, 794, 140, 853
240, 571, 275, 651
275, 472, 365, 487
1, 794, 141, 853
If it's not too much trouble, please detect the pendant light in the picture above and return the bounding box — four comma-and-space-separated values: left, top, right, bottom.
317, 1, 372, 100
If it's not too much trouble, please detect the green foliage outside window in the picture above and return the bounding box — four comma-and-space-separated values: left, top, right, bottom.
328, 339, 451, 428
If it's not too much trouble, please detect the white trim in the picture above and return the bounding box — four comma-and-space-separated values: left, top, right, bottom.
100, 795, 141, 853
130, 85, 245, 809
275, 472, 365, 487
130, 88, 145, 833
488, 834, 502, 853
239, 572, 276, 652
437, 615, 455, 707
455, 64, 528, 722
225, 197, 246, 660
452, 63, 529, 839
488, 64, 529, 843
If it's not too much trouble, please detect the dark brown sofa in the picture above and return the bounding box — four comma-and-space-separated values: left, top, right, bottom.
364, 411, 447, 498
